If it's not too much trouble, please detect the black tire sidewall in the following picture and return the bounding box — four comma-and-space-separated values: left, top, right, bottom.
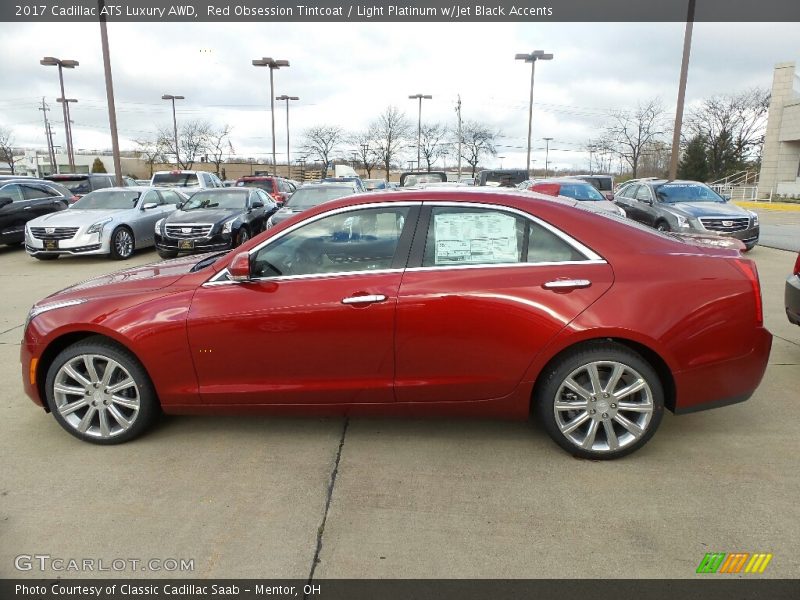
45, 337, 159, 445
236, 227, 250, 247
536, 343, 665, 460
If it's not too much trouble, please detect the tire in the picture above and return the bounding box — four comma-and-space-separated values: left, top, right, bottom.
109, 226, 134, 260
45, 336, 159, 445
535, 342, 664, 460
157, 249, 179, 259
34, 254, 59, 261
235, 227, 250, 247
655, 221, 670, 232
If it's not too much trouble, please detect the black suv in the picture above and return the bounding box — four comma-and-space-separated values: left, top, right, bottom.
0, 179, 72, 246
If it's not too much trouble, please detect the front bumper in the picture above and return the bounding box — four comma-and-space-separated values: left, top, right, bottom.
786, 274, 800, 325
25, 229, 110, 256
694, 224, 760, 249
155, 230, 234, 254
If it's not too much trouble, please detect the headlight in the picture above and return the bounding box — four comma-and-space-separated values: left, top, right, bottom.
749, 211, 759, 226
266, 216, 275, 229
222, 218, 237, 234
617, 207, 627, 218
155, 218, 165, 233
675, 215, 690, 228
87, 218, 112, 234
25, 298, 87, 330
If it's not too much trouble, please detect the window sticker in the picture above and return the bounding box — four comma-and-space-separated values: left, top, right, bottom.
434, 212, 519, 265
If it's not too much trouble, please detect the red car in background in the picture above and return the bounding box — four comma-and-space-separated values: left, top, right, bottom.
235, 175, 295, 205
20, 189, 771, 459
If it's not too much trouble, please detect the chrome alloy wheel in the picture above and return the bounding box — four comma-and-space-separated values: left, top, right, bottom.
553, 360, 654, 453
113, 229, 133, 258
53, 354, 140, 439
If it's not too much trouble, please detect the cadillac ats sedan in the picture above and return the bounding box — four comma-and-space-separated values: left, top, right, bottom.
20, 189, 772, 459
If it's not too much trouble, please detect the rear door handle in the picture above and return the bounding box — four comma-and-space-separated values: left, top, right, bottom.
342, 294, 387, 305
543, 279, 592, 290
23, 206, 32, 210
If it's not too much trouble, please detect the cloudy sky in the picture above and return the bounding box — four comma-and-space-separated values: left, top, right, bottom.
0, 20, 797, 171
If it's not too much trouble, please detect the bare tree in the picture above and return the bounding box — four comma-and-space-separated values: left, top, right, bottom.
158, 119, 212, 170
371, 106, 412, 180
206, 124, 234, 177
606, 98, 667, 179
0, 127, 24, 175
349, 129, 380, 179
301, 125, 344, 178
134, 137, 166, 177
419, 122, 449, 172
460, 120, 498, 177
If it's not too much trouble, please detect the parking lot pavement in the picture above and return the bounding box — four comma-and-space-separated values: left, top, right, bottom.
1, 241, 799, 580
742, 205, 800, 252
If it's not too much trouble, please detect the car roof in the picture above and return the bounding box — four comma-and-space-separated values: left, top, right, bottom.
192, 186, 249, 192
529, 178, 596, 185
625, 179, 702, 186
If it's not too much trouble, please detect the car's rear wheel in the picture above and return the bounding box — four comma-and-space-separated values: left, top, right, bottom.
536, 342, 664, 459
45, 337, 159, 444
110, 226, 134, 260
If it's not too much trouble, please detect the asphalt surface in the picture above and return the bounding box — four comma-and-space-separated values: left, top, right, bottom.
0, 234, 798, 580
749, 206, 800, 252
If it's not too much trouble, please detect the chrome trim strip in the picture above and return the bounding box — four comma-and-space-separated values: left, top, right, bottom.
404, 259, 606, 273
203, 267, 405, 287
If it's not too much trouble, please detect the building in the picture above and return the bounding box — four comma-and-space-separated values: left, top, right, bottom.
759, 61, 800, 198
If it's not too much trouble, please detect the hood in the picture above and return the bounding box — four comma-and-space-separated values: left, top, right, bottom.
665, 201, 747, 219
166, 208, 241, 226
29, 208, 128, 226
43, 254, 205, 303
270, 207, 304, 225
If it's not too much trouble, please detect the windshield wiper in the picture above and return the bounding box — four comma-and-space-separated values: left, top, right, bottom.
190, 252, 229, 272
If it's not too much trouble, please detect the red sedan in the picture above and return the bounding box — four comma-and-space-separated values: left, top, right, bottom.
20, 189, 772, 459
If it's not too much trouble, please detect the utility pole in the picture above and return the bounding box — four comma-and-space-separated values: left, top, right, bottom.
39, 97, 57, 174
669, 0, 696, 180
409, 93, 432, 170
98, 0, 122, 185
455, 95, 462, 178
543, 137, 553, 177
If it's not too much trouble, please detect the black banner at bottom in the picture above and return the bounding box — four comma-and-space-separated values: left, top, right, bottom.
2, 579, 799, 600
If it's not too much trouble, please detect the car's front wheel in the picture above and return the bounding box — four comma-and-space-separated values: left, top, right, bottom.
157, 249, 178, 259
655, 221, 670, 232
536, 342, 664, 459
110, 226, 134, 260
235, 227, 250, 247
45, 337, 159, 444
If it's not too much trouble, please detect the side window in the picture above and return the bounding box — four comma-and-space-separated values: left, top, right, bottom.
422, 206, 586, 267
618, 184, 636, 199
0, 184, 24, 202
140, 191, 158, 206
251, 206, 411, 278
21, 185, 52, 200
634, 185, 653, 202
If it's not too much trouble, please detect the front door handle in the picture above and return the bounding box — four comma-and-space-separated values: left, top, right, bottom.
342, 294, 387, 305
543, 279, 592, 291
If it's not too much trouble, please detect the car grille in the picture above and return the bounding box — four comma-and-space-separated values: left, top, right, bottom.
699, 217, 750, 232
165, 224, 213, 239
30, 227, 79, 240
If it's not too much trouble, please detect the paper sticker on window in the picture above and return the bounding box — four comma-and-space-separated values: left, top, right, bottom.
434, 212, 519, 265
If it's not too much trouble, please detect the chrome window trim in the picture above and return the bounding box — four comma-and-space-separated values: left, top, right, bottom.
204, 267, 406, 287
404, 259, 606, 274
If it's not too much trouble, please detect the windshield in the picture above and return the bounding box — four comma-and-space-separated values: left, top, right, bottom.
71, 190, 140, 210
286, 186, 351, 210
558, 183, 606, 201
654, 183, 724, 203
152, 173, 199, 187
236, 179, 274, 192
182, 191, 247, 210
51, 177, 91, 194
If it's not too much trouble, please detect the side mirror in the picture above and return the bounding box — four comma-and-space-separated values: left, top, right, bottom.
722, 194, 731, 202
175, 202, 183, 210
251, 200, 264, 209
605, 193, 615, 201
229, 251, 251, 282
0, 196, 12, 209
142, 202, 158, 210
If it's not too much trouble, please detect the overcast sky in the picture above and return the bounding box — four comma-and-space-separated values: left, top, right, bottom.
0, 21, 797, 171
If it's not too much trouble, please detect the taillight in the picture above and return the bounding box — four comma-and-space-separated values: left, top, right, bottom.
730, 258, 763, 326
69, 196, 79, 204
794, 253, 800, 276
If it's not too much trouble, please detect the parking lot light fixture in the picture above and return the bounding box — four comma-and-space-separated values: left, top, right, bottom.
161, 94, 185, 167
515, 51, 553, 176
543, 137, 553, 176
41, 56, 79, 172
276, 95, 299, 179
409, 94, 432, 171
253, 57, 290, 172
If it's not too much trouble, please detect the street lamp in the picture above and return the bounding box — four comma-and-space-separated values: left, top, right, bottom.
253, 57, 290, 172
40, 56, 79, 172
498, 156, 506, 169
515, 50, 553, 176
161, 94, 184, 167
276, 94, 299, 179
409, 94, 432, 170
543, 137, 553, 176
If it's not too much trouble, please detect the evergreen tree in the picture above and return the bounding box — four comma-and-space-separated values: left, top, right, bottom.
677, 135, 709, 182
91, 157, 107, 173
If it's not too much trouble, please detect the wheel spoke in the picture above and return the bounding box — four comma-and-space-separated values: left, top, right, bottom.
110, 395, 138, 409
59, 398, 89, 416
54, 383, 86, 397
83, 356, 101, 384
587, 364, 603, 395
101, 360, 121, 387
582, 419, 600, 449
63, 364, 91, 388
603, 420, 619, 450
563, 377, 592, 402
98, 410, 111, 437
554, 400, 588, 411
107, 377, 135, 395
617, 401, 653, 413
107, 405, 132, 430
604, 364, 625, 394
561, 411, 590, 435
614, 413, 644, 437
77, 406, 97, 433
614, 378, 646, 401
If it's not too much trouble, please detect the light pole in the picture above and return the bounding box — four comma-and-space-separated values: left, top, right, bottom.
161, 94, 185, 168
253, 57, 290, 172
543, 137, 553, 177
515, 50, 553, 176
276, 94, 299, 178
40, 56, 79, 172
498, 156, 506, 169
669, 0, 696, 179
409, 93, 432, 171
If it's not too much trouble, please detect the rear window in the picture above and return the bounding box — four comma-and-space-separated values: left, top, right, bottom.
557, 183, 606, 201
48, 176, 91, 195
577, 176, 613, 192
152, 173, 200, 187
237, 179, 275, 192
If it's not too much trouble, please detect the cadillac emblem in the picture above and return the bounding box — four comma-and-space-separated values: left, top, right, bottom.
722, 220, 733, 227
182, 227, 192, 234
45, 227, 55, 234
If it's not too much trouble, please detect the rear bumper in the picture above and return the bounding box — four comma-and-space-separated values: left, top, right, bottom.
786, 274, 800, 325
672, 326, 772, 413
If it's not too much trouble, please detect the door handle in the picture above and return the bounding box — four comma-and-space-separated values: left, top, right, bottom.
24, 206, 32, 210
543, 279, 592, 290
341, 294, 387, 305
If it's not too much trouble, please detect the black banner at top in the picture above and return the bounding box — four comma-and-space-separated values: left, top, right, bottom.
1, 0, 800, 22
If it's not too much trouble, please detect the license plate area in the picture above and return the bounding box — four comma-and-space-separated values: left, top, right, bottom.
44, 239, 59, 251
178, 239, 195, 250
